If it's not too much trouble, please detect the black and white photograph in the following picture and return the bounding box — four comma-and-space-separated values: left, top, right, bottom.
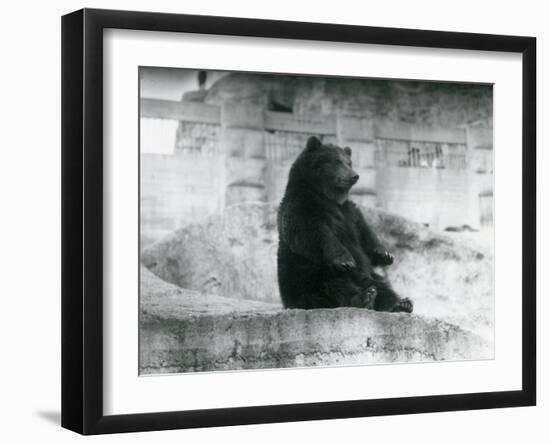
0, 0, 542, 439
138, 68, 495, 374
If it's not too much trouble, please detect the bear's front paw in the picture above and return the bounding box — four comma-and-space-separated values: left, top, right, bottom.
330, 251, 356, 272
391, 297, 413, 313
372, 249, 394, 266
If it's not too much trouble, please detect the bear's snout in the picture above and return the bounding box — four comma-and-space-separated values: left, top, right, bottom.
334, 171, 359, 189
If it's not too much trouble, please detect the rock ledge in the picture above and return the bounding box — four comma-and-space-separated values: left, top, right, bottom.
140, 267, 490, 374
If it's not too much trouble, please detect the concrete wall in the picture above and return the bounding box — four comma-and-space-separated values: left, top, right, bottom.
140, 153, 225, 242
140, 98, 493, 241
376, 166, 480, 229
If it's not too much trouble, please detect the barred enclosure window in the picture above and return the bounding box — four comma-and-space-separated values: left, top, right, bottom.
376, 139, 467, 170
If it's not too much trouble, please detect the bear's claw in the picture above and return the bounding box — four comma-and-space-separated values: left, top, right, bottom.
372, 249, 394, 266
331, 252, 356, 272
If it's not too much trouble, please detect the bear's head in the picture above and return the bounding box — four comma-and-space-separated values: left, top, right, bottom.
287, 136, 359, 205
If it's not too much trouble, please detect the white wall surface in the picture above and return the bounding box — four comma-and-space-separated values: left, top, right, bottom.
0, 0, 546, 441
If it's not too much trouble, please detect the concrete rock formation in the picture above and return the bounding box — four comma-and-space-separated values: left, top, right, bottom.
141, 202, 280, 303
142, 203, 493, 335
140, 266, 490, 373
140, 203, 493, 373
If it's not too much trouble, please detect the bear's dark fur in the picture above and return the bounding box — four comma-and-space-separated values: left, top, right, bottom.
277, 136, 413, 312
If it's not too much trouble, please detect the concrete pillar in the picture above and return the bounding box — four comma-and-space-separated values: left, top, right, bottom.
221, 104, 267, 206
465, 125, 494, 230
337, 115, 378, 208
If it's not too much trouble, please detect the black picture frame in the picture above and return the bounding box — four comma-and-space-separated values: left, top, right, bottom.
61, 8, 536, 435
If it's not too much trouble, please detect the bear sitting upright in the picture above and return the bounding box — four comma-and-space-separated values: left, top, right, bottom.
277, 136, 413, 312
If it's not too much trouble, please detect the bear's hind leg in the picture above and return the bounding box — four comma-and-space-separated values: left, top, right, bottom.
282, 291, 340, 309
323, 277, 376, 309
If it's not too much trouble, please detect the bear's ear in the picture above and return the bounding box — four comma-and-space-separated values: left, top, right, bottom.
344, 146, 352, 156
306, 136, 322, 151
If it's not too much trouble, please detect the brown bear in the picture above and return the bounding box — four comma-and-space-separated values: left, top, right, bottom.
277, 136, 413, 312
